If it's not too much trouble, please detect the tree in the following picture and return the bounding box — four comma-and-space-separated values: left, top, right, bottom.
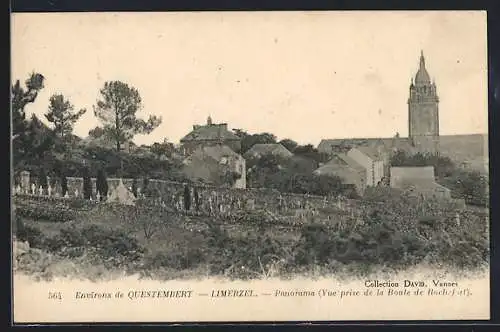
11, 72, 45, 138
93, 81, 162, 152
82, 167, 92, 200
23, 114, 56, 161
96, 168, 109, 200
12, 73, 45, 163
183, 184, 191, 211
131, 178, 138, 197
279, 138, 298, 152
44, 94, 86, 139
390, 150, 456, 178
293, 144, 328, 163
61, 174, 68, 197
233, 129, 278, 153
88, 126, 105, 139
37, 168, 48, 189
150, 141, 174, 159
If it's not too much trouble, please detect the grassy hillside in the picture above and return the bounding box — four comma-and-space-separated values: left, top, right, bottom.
13, 194, 489, 281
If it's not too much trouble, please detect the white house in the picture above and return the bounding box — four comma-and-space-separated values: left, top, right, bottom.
347, 146, 385, 187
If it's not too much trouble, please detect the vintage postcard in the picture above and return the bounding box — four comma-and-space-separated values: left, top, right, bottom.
11, 11, 489, 323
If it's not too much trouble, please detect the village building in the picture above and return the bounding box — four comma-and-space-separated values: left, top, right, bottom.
179, 116, 241, 156
390, 166, 451, 200
347, 146, 385, 187
313, 154, 366, 195
243, 143, 294, 160
181, 144, 246, 189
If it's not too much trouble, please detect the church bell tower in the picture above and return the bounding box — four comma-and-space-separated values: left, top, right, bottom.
408, 51, 440, 154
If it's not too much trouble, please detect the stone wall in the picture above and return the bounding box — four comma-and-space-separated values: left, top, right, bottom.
13, 171, 353, 212
13, 171, 464, 215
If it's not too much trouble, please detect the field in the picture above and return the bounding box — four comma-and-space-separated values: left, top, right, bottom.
12, 193, 489, 281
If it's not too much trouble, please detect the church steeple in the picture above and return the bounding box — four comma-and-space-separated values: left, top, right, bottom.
408, 51, 440, 155
415, 50, 431, 86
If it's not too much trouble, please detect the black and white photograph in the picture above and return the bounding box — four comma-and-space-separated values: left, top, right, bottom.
11, 11, 490, 322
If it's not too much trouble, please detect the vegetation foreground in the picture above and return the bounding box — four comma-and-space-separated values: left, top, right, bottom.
13, 192, 489, 282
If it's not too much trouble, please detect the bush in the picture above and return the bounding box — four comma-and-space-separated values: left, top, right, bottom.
15, 217, 51, 249
143, 247, 205, 270
96, 168, 108, 199
44, 224, 145, 268
61, 175, 68, 196
15, 199, 76, 222
38, 168, 48, 189
82, 167, 92, 200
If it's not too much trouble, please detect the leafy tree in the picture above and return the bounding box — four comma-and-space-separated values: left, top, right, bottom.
150, 141, 174, 159
390, 150, 455, 178
293, 144, 329, 163
279, 138, 298, 152
96, 168, 109, 200
233, 129, 277, 153
11, 72, 45, 138
44, 94, 86, 139
12, 73, 46, 164
23, 114, 56, 161
37, 168, 48, 189
93, 81, 162, 152
88, 126, 105, 139
442, 170, 489, 207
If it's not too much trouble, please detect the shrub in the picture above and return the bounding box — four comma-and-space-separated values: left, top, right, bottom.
96, 168, 108, 200
82, 167, 92, 200
143, 247, 205, 270
44, 224, 145, 268
15, 199, 76, 223
61, 175, 68, 196
15, 217, 46, 248
37, 168, 48, 190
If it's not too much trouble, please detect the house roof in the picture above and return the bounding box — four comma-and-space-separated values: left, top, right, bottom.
318, 137, 415, 154
314, 156, 364, 185
180, 123, 240, 142
188, 144, 241, 163
244, 143, 293, 158
335, 154, 366, 173
352, 146, 383, 161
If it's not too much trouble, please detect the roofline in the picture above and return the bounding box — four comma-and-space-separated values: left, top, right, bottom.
180, 137, 241, 142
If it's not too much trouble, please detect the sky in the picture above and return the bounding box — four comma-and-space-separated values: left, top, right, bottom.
11, 11, 488, 146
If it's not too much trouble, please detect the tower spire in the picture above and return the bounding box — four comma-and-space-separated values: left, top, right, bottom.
420, 50, 425, 69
